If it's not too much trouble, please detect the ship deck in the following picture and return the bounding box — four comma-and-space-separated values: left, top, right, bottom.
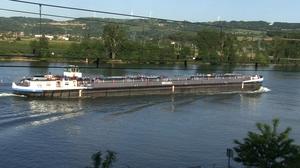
89, 76, 251, 89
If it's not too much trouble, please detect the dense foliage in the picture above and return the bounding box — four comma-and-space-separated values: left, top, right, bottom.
103, 23, 126, 59
234, 119, 300, 168
29, 36, 49, 56
87, 150, 117, 168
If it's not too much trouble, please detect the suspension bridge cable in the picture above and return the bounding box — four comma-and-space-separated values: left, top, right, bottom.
0, 8, 143, 27
8, 0, 221, 28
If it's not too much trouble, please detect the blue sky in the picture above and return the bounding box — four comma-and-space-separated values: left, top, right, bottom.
1, 0, 300, 23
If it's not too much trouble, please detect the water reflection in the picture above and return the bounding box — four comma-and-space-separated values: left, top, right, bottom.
171, 95, 175, 112
27, 99, 84, 126
239, 93, 263, 115
29, 99, 82, 113
97, 67, 126, 76
273, 65, 300, 72
29, 62, 50, 75
221, 64, 236, 73
168, 95, 200, 113
79, 64, 128, 77
193, 64, 238, 74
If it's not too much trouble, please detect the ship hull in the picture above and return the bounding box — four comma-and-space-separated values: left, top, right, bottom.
12, 81, 262, 98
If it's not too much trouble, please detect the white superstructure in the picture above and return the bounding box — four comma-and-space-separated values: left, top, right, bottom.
63, 65, 82, 78
12, 65, 87, 93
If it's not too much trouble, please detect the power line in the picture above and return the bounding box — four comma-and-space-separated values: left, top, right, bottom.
8, 0, 221, 28
8, 0, 180, 22
0, 7, 200, 36
0, 7, 216, 35
0, 8, 141, 27
9, 0, 157, 20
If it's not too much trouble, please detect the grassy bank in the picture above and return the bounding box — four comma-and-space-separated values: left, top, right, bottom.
0, 39, 73, 56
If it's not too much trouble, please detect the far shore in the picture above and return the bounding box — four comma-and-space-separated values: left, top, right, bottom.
0, 56, 299, 69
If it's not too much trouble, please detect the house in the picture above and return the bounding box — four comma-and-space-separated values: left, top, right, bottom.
34, 35, 54, 40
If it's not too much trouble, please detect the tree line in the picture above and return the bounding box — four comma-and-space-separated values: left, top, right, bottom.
23, 22, 300, 65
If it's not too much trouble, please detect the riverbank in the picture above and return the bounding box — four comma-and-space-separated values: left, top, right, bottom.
0, 54, 300, 67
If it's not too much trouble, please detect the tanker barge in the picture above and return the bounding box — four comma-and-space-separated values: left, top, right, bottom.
12, 65, 264, 98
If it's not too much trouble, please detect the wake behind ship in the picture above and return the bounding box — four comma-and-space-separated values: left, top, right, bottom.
12, 65, 264, 98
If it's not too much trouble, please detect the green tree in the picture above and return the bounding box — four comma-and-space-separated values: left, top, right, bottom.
223, 34, 237, 65
67, 39, 105, 60
271, 37, 287, 63
234, 119, 300, 168
119, 40, 142, 61
180, 46, 191, 60
102, 150, 117, 168
88, 150, 117, 168
159, 46, 174, 63
29, 36, 49, 56
142, 42, 161, 62
255, 51, 269, 65
103, 23, 126, 59
195, 29, 221, 65
91, 151, 102, 168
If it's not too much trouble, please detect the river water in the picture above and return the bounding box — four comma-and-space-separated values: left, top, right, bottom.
0, 62, 299, 168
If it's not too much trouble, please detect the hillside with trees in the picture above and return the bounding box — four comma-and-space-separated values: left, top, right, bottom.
1, 16, 300, 64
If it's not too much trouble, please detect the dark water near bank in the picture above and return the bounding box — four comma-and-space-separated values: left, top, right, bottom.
0, 62, 299, 168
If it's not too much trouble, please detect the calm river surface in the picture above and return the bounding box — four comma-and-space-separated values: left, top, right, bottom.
0, 62, 299, 168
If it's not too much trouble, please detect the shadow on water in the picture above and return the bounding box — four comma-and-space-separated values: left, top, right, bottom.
107, 95, 201, 116
111, 101, 164, 116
